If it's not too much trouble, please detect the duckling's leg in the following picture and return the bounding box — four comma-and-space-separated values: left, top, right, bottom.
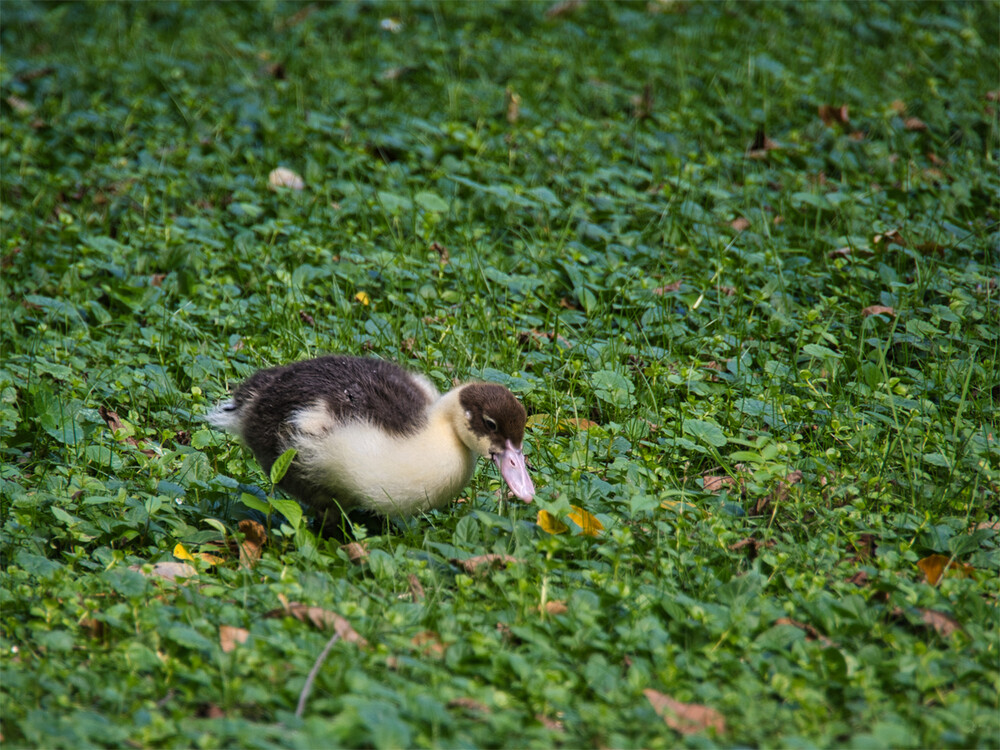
313, 505, 390, 540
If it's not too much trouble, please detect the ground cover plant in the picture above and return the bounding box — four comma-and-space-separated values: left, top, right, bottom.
1, 1, 998, 747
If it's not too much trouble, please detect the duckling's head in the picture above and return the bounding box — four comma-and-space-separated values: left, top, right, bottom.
456, 383, 535, 503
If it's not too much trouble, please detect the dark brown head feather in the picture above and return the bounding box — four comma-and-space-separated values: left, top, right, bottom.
459, 383, 527, 447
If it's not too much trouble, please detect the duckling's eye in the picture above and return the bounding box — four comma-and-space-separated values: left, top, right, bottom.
483, 415, 498, 432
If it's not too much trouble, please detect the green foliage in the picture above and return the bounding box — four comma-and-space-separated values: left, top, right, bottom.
1, 1, 998, 748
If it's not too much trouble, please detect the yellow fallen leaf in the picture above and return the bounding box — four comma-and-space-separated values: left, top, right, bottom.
568, 505, 604, 537
173, 543, 195, 561
916, 554, 976, 585
194, 552, 225, 566
355, 291, 371, 306
537, 509, 569, 534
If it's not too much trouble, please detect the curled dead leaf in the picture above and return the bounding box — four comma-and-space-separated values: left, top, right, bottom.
774, 617, 836, 648
453, 554, 521, 574
407, 573, 425, 602
266, 600, 368, 647
268, 166, 305, 191
818, 103, 850, 126
747, 128, 779, 159
730, 217, 751, 232
505, 88, 521, 123
644, 689, 725, 735
536, 713, 565, 732
219, 625, 250, 653
631, 83, 653, 120
891, 606, 964, 638
653, 280, 683, 294
131, 561, 197, 582
540, 600, 568, 616
238, 519, 266, 569
449, 697, 491, 714
728, 537, 774, 560
411, 630, 447, 658
340, 542, 368, 564
904, 116, 927, 131
862, 305, 896, 317
703, 474, 737, 492
429, 241, 449, 263
545, 0, 584, 18
873, 228, 906, 247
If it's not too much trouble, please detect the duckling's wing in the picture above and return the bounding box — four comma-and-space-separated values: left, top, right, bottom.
226, 355, 436, 472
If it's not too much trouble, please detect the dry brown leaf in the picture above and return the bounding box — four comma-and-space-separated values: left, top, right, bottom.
558, 296, 580, 310
730, 217, 751, 232
268, 166, 305, 191
219, 625, 250, 653
873, 228, 906, 247
631, 83, 653, 120
453, 554, 521, 574
774, 617, 836, 647
890, 99, 907, 115
903, 117, 927, 131
131, 561, 197, 582
540, 600, 568, 616
16, 66, 55, 82
862, 305, 896, 317
6, 95, 32, 113
505, 88, 521, 123
727, 537, 774, 560
703, 475, 737, 492
917, 554, 976, 585
379, 66, 416, 82
846, 570, 869, 586
411, 630, 447, 658
536, 713, 565, 732
913, 607, 963, 638
818, 104, 850, 126
449, 697, 490, 714
340, 542, 368, 564
407, 573, 425, 602
98, 406, 156, 457
545, 0, 584, 18
238, 519, 266, 569
892, 606, 964, 638
747, 128, 779, 159
519, 329, 573, 350
266, 600, 368, 647
150, 274, 166, 287
429, 241, 449, 263
644, 689, 726, 735
653, 280, 683, 294
974, 520, 1000, 532
298, 310, 315, 326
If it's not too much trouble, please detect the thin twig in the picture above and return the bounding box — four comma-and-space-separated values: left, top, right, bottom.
295, 632, 340, 718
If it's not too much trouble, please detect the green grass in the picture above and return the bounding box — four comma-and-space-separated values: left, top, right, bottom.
2, 1, 998, 747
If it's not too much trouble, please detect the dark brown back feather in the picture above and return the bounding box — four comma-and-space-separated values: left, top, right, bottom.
232, 355, 435, 473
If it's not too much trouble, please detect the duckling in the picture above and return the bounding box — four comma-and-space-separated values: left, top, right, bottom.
207, 355, 534, 533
